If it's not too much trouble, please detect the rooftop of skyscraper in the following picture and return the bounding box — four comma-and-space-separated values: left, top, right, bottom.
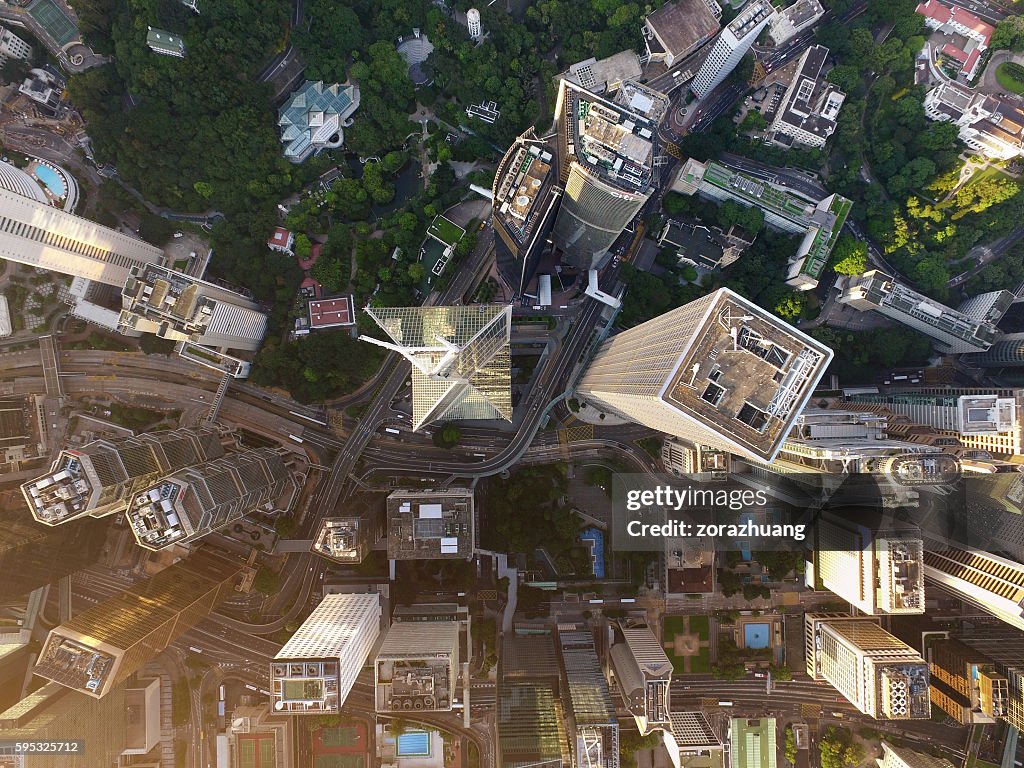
492, 131, 557, 248
557, 78, 662, 195
312, 516, 368, 563
662, 290, 832, 461
386, 488, 474, 559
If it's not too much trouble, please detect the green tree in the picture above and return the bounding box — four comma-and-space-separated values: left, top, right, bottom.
294, 233, 313, 260
740, 111, 767, 132
784, 726, 797, 764
831, 235, 868, 275
819, 727, 864, 768
432, 423, 461, 448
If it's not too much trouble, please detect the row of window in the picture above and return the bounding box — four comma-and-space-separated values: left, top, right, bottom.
0, 214, 140, 270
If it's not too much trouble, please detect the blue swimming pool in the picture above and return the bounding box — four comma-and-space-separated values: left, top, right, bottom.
34, 164, 65, 197
744, 623, 770, 649
396, 731, 430, 757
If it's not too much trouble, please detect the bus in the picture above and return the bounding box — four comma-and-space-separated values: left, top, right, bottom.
384, 427, 400, 435
219, 684, 225, 700
718, 701, 734, 707
188, 646, 203, 654
287, 434, 304, 444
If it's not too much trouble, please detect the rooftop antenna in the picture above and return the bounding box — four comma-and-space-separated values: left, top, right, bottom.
688, 362, 700, 386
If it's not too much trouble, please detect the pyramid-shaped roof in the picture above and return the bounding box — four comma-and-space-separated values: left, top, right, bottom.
362, 305, 513, 430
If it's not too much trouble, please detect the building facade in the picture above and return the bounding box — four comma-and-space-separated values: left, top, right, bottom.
769, 45, 845, 149
690, 0, 775, 98
928, 638, 1008, 725
374, 621, 460, 713
126, 448, 292, 551
34, 549, 244, 698
271, 593, 381, 714
805, 614, 931, 720
577, 288, 832, 462
21, 427, 224, 525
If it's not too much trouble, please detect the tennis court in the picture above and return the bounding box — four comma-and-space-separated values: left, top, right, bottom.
315, 756, 363, 768
322, 727, 358, 747
28, 0, 78, 46
237, 734, 276, 768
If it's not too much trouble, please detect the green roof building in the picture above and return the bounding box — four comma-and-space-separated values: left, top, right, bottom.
146, 27, 184, 58
730, 718, 777, 768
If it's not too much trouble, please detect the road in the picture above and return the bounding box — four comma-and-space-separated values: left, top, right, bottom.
947, 226, 1024, 288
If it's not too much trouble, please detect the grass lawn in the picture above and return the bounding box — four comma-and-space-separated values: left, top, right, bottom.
690, 645, 711, 673
427, 215, 465, 246
688, 614, 710, 639
663, 616, 687, 636
996, 62, 1024, 95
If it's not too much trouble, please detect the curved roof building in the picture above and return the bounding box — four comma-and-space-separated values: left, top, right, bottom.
0, 160, 48, 203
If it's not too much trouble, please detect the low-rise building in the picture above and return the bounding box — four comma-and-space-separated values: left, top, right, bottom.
278, 81, 360, 163
0, 25, 32, 63
267, 227, 294, 255
767, 0, 824, 46
643, 0, 722, 68
730, 718, 776, 768
308, 295, 355, 330
769, 45, 845, 149
665, 712, 724, 768
609, 622, 672, 735
561, 51, 642, 95
146, 27, 185, 58
386, 488, 474, 560
658, 219, 749, 269
924, 83, 1024, 159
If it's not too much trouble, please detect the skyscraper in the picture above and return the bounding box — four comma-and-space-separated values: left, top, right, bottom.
814, 510, 925, 615
0, 507, 109, 604
962, 332, 1024, 368
845, 389, 1022, 456
920, 544, 1024, 632
125, 448, 293, 551
0, 682, 129, 767
491, 129, 561, 295
271, 593, 381, 714
836, 272, 1010, 353
576, 288, 832, 462
928, 638, 1008, 724
805, 614, 931, 720
0, 159, 48, 203
360, 305, 512, 430
953, 629, 1024, 730
551, 78, 669, 269
33, 548, 244, 698
690, 0, 776, 98
0, 187, 165, 286
21, 427, 224, 525
877, 742, 956, 768
119, 264, 268, 351
374, 621, 460, 713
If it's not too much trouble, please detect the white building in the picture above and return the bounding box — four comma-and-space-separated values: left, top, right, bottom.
271, 593, 381, 714
768, 0, 824, 46
815, 511, 925, 615
690, 0, 776, 98
576, 288, 832, 462
920, 543, 1024, 632
374, 621, 460, 713
467, 8, 482, 40
0, 25, 32, 63
836, 271, 1010, 353
877, 742, 956, 768
924, 83, 1024, 160
805, 614, 931, 720
608, 623, 672, 735
769, 45, 845, 149
916, 0, 993, 79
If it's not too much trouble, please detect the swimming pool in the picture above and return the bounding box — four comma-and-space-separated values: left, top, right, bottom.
33, 164, 65, 197
744, 623, 770, 649
396, 731, 430, 757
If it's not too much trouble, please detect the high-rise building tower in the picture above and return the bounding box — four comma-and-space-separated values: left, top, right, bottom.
360, 305, 512, 430
467, 8, 482, 40
920, 543, 1024, 632
836, 272, 1010, 353
374, 621, 460, 713
576, 288, 832, 462
845, 388, 1022, 456
125, 448, 293, 551
877, 742, 956, 768
491, 129, 560, 295
551, 78, 669, 269
0, 159, 48, 203
271, 593, 381, 714
805, 614, 931, 720
928, 638, 1008, 724
0, 682, 129, 767
730, 717, 777, 768
21, 427, 224, 525
690, 0, 776, 98
0, 507, 109, 604
609, 622, 672, 735
0, 187, 165, 286
814, 510, 925, 615
962, 332, 1024, 368
33, 548, 244, 698
954, 630, 1024, 730
557, 624, 620, 768
119, 264, 268, 351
